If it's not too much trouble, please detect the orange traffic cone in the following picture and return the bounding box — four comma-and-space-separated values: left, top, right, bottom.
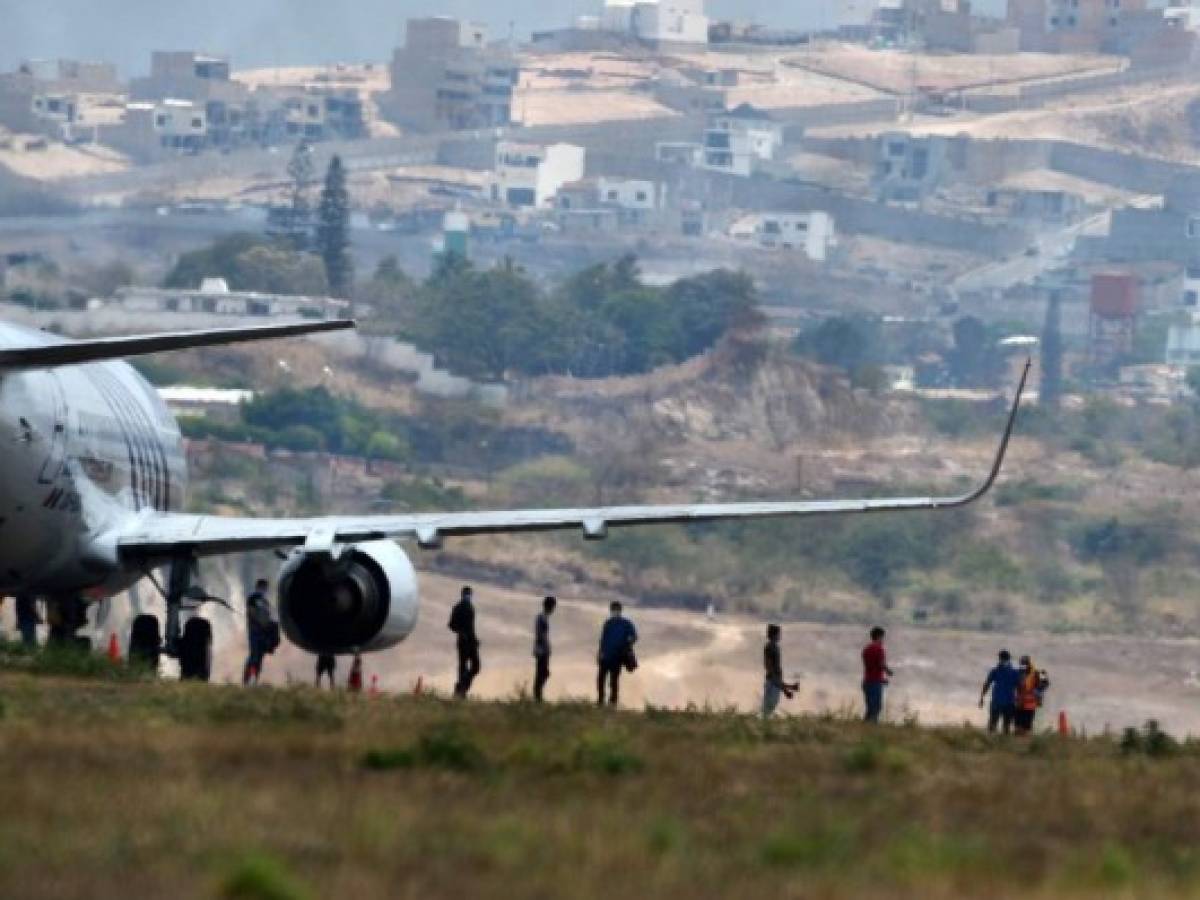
413, 675, 423, 697
1058, 710, 1070, 736
369, 674, 379, 698
107, 633, 120, 663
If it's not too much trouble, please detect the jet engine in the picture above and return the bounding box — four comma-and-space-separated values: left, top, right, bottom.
276, 540, 419, 654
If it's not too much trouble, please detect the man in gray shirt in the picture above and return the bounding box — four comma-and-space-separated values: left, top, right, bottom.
533, 595, 556, 702
762, 624, 798, 718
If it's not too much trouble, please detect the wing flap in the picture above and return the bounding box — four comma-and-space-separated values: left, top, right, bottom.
0, 319, 355, 370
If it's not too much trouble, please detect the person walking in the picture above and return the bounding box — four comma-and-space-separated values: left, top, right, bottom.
861, 626, 893, 723
315, 653, 337, 689
597, 601, 638, 706
1014, 655, 1050, 735
532, 595, 556, 702
242, 578, 274, 685
448, 585, 481, 699
979, 649, 1020, 734
15, 593, 40, 647
347, 653, 363, 694
762, 623, 799, 718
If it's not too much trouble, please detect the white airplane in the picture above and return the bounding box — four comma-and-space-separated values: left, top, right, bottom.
0, 317, 1028, 679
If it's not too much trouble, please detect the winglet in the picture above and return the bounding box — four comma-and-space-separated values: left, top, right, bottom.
943, 357, 1030, 508
0, 319, 356, 370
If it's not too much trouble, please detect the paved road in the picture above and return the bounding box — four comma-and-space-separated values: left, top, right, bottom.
951, 194, 1159, 294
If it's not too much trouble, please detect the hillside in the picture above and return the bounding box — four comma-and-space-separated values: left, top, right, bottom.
0, 666, 1198, 899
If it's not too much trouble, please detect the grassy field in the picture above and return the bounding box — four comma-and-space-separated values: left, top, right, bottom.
3, 661, 1200, 900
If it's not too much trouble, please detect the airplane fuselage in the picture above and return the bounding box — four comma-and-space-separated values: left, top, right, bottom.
0, 322, 186, 597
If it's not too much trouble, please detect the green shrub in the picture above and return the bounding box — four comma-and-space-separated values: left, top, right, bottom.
362, 724, 487, 773
842, 739, 912, 775
219, 851, 312, 900
760, 823, 856, 869
572, 730, 644, 775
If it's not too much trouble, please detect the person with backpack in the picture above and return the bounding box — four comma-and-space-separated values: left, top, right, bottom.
242, 578, 278, 685
448, 585, 481, 698
979, 649, 1021, 734
597, 601, 638, 706
1014, 655, 1050, 734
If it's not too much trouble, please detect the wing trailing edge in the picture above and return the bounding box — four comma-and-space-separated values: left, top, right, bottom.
116, 360, 1031, 561
0, 319, 355, 370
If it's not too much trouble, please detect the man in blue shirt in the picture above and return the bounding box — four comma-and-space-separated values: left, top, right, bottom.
597, 601, 638, 706
979, 649, 1020, 734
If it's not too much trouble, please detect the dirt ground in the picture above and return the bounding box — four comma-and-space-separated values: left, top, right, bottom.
167, 570, 1200, 738
788, 43, 1120, 94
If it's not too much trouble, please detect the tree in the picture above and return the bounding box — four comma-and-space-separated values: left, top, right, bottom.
355, 255, 417, 323
164, 233, 264, 289
947, 316, 1008, 388
234, 245, 328, 296
315, 155, 353, 298
793, 315, 879, 374
1040, 290, 1064, 409
163, 235, 327, 296
268, 141, 314, 250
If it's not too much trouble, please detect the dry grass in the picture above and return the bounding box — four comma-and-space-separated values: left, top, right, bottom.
3, 669, 1200, 899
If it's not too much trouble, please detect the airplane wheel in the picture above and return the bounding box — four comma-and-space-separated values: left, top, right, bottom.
129, 614, 161, 672
179, 618, 212, 682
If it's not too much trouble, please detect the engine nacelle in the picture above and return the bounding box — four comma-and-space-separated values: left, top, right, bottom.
277, 540, 419, 654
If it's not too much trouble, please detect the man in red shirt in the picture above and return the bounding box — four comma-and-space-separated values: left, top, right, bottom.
861, 626, 893, 723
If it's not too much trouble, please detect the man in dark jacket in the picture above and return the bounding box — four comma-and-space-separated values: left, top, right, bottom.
15, 594, 40, 647
242, 578, 274, 686
533, 595, 556, 702
979, 649, 1020, 734
597, 601, 638, 706
448, 585, 481, 698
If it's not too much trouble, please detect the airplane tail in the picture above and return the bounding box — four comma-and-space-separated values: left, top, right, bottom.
0, 319, 355, 370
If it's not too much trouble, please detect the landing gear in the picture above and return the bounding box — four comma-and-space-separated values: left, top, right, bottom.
135, 556, 229, 683
178, 618, 212, 681
129, 614, 162, 670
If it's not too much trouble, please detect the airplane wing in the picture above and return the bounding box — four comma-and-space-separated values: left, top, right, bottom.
117, 360, 1028, 562
0, 320, 355, 370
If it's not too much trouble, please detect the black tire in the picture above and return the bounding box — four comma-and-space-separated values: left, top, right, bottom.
129, 614, 161, 671
179, 617, 213, 682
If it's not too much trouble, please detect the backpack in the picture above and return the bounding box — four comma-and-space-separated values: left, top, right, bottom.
262, 621, 282, 655
1035, 670, 1050, 705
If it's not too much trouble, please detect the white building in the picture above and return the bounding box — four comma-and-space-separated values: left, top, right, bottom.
152, 98, 207, 148
106, 278, 350, 319
656, 141, 704, 166
596, 176, 661, 211
1166, 312, 1200, 364
1164, 1, 1200, 31
598, 0, 708, 45
487, 141, 586, 208
1182, 263, 1200, 307
702, 104, 782, 177
729, 211, 837, 262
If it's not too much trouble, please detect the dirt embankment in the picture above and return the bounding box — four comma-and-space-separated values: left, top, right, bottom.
516, 341, 916, 484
